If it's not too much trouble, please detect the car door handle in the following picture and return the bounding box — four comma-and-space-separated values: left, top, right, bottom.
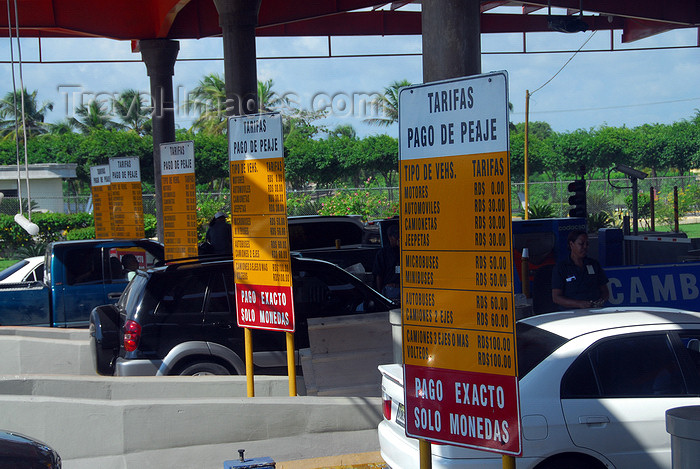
578, 416, 610, 426
107, 292, 122, 300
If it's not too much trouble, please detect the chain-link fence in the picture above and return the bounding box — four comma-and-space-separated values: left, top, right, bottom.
513, 176, 700, 229
0, 194, 158, 216
2, 176, 697, 228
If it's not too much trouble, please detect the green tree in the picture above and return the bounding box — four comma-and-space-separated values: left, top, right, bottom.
589, 125, 633, 172
628, 123, 669, 179
0, 88, 53, 140
282, 108, 327, 139
257, 79, 288, 112
663, 118, 700, 174
185, 75, 290, 134
364, 79, 411, 127
327, 125, 361, 186
72, 131, 152, 187
509, 121, 554, 181
182, 130, 229, 189
328, 124, 357, 140
185, 73, 227, 135
0, 130, 152, 191
113, 89, 152, 136
360, 134, 398, 186
309, 137, 345, 187
284, 120, 354, 189
511, 121, 554, 140
549, 129, 594, 177
70, 100, 122, 134
49, 119, 75, 135
284, 118, 323, 190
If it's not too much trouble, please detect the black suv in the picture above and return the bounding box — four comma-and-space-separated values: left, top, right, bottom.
90, 255, 396, 376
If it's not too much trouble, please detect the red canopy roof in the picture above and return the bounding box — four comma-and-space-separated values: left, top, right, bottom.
0, 0, 697, 44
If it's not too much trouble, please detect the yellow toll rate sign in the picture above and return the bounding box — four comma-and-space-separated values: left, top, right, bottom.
90, 164, 112, 239
109, 156, 144, 239
399, 72, 521, 456
228, 113, 294, 333
160, 141, 198, 259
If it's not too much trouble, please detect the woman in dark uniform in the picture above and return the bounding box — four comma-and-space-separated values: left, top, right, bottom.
551, 229, 609, 309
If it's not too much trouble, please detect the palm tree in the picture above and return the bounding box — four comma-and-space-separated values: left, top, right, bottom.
329, 124, 357, 140
0, 88, 53, 140
282, 108, 327, 140
113, 89, 152, 135
184, 73, 227, 135
70, 100, 122, 134
364, 79, 411, 127
49, 119, 75, 135
258, 79, 288, 112
186, 74, 293, 134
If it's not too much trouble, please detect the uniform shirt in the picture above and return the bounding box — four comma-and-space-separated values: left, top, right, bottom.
373, 245, 400, 288
551, 256, 608, 302
206, 219, 233, 255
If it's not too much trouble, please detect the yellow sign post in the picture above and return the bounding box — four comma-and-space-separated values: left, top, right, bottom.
160, 141, 198, 260
90, 164, 112, 239
227, 113, 295, 397
398, 72, 520, 461
109, 156, 144, 239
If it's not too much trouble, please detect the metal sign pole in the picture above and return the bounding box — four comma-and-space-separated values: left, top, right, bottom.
245, 328, 254, 397
286, 332, 296, 396
524, 90, 530, 220
419, 439, 432, 469
502, 455, 516, 469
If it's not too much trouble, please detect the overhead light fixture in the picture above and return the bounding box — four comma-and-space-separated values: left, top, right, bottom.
615, 163, 648, 180
547, 0, 588, 33
15, 213, 39, 236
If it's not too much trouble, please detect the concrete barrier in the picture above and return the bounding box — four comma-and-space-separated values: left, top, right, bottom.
302, 312, 392, 396
0, 327, 385, 468
0, 392, 382, 466
0, 375, 304, 399
0, 327, 94, 375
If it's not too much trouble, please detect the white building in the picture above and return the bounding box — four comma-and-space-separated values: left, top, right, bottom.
0, 163, 78, 213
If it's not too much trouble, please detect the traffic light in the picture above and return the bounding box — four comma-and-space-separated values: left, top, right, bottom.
567, 178, 586, 218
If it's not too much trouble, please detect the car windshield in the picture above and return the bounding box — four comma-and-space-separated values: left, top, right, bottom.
516, 322, 567, 379
0, 259, 28, 280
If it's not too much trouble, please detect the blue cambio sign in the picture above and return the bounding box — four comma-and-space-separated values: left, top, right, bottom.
605, 263, 700, 312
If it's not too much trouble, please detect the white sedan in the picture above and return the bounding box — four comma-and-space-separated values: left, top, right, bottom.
379, 307, 700, 469
0, 256, 44, 283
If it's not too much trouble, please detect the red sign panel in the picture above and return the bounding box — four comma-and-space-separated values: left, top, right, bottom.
235, 283, 294, 331
404, 364, 520, 453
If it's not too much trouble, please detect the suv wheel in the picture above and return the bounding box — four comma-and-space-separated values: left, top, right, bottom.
178, 361, 231, 376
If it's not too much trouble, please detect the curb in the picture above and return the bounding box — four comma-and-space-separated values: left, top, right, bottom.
277, 452, 387, 469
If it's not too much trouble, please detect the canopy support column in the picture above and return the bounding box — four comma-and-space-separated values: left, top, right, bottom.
422, 0, 481, 82
213, 0, 262, 117
140, 38, 180, 242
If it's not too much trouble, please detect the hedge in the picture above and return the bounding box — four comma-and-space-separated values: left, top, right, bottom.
0, 213, 157, 257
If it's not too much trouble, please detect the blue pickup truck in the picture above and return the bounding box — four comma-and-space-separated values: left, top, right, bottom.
0, 239, 164, 327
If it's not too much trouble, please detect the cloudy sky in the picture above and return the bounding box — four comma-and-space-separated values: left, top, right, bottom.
1, 21, 698, 139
